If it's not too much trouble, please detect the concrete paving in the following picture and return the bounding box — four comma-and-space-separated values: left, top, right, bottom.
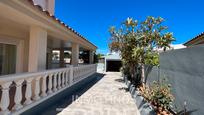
58, 72, 140, 115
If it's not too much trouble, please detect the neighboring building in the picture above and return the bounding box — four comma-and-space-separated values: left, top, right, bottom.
104, 52, 122, 72
155, 44, 186, 53
0, 0, 97, 114
184, 32, 204, 47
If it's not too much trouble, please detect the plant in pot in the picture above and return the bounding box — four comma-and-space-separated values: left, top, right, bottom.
149, 79, 175, 115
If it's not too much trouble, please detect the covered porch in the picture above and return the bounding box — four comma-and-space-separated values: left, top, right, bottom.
0, 0, 97, 114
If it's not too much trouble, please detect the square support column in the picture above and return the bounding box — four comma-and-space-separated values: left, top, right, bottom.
28, 26, 47, 72
59, 48, 65, 67
71, 43, 79, 66
89, 50, 94, 64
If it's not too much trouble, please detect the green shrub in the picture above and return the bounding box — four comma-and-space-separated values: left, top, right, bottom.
149, 79, 174, 110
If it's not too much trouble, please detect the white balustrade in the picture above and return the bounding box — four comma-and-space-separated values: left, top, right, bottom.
61, 72, 65, 87
47, 74, 53, 94
53, 73, 57, 92
24, 77, 33, 105
0, 64, 96, 114
13, 79, 24, 110
0, 82, 12, 115
41, 74, 47, 97
57, 72, 62, 89
32, 76, 41, 101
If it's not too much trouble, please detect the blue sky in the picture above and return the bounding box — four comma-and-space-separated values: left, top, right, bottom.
55, 0, 204, 54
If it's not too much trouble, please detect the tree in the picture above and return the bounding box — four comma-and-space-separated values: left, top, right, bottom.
97, 53, 105, 59
137, 16, 174, 84
109, 18, 140, 82
109, 16, 174, 85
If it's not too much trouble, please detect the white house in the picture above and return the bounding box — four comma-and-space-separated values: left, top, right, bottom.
0, 0, 97, 114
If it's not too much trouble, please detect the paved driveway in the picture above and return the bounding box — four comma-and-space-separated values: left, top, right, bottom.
58, 72, 140, 115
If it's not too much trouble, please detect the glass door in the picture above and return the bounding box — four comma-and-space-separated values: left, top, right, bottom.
0, 43, 16, 75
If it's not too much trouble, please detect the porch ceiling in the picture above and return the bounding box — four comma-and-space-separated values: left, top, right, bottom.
0, 0, 97, 51
48, 37, 92, 51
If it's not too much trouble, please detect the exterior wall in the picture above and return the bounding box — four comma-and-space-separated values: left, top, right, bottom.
0, 0, 96, 74
33, 0, 55, 14
0, 24, 29, 73
146, 45, 204, 115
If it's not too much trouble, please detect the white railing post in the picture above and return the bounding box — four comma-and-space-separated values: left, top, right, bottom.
32, 76, 41, 101
57, 72, 62, 89
61, 72, 65, 87
69, 65, 73, 85
24, 77, 33, 105
41, 74, 47, 97
13, 79, 24, 110
53, 73, 57, 92
47, 74, 53, 94
65, 70, 68, 86
0, 82, 12, 115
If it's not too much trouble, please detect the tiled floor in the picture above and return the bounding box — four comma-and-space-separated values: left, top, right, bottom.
58, 72, 140, 115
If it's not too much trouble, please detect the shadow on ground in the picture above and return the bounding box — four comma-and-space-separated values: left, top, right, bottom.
39, 73, 105, 115
115, 78, 129, 92
115, 78, 124, 83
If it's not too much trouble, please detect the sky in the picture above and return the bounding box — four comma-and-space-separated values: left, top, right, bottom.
55, 0, 204, 54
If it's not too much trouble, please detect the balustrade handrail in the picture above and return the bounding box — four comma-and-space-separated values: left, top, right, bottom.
0, 66, 71, 83
0, 64, 97, 115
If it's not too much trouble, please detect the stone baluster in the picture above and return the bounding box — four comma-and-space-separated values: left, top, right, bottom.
69, 65, 73, 85
47, 74, 53, 94
57, 72, 61, 89
41, 74, 47, 97
32, 76, 41, 101
0, 82, 12, 115
13, 79, 24, 110
53, 73, 57, 92
65, 70, 69, 86
64, 71, 67, 86
24, 77, 33, 105
61, 71, 65, 87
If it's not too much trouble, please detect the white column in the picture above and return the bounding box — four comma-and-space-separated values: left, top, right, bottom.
16, 40, 24, 73
0, 82, 12, 115
28, 26, 47, 72
13, 80, 24, 110
89, 50, 94, 64
71, 43, 79, 66
24, 78, 33, 105
59, 48, 65, 68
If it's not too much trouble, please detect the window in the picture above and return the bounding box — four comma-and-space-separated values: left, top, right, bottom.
0, 43, 17, 75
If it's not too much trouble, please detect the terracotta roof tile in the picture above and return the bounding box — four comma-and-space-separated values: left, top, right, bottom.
184, 32, 204, 46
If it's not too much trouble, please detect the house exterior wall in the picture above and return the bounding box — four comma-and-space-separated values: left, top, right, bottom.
0, 0, 97, 74
0, 22, 29, 73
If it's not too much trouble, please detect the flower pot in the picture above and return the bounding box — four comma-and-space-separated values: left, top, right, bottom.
135, 95, 145, 107
130, 86, 136, 97
140, 103, 156, 115
127, 81, 131, 89
129, 84, 134, 91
